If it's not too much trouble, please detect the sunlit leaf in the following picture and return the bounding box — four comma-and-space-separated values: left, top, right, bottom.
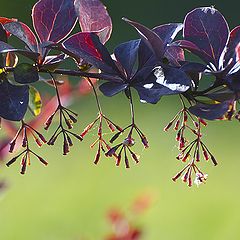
5, 52, 18, 67
134, 66, 192, 104
153, 23, 183, 45
29, 86, 42, 116
4, 21, 38, 52
184, 7, 229, 68
32, 0, 77, 43
75, 0, 112, 44
63, 32, 119, 74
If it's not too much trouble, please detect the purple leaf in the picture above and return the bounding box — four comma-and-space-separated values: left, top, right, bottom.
153, 23, 183, 45
74, 0, 112, 44
151, 23, 184, 66
62, 32, 119, 74
226, 71, 240, 91
189, 101, 231, 120
184, 7, 229, 69
134, 66, 192, 104
4, 22, 38, 52
174, 40, 211, 64
137, 41, 157, 70
165, 46, 185, 66
0, 81, 29, 121
133, 85, 164, 104
224, 26, 240, 66
180, 62, 207, 88
99, 82, 128, 97
123, 18, 165, 59
206, 88, 235, 102
32, 0, 77, 43
0, 41, 39, 61
114, 40, 140, 78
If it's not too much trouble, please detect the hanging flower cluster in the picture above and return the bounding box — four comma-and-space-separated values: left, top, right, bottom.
0, 0, 239, 187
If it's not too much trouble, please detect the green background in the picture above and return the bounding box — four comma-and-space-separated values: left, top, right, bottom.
1, 0, 240, 239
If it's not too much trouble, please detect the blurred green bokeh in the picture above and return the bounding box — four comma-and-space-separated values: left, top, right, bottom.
1, 0, 240, 239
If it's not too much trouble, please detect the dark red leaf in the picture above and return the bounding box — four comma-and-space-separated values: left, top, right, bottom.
32, 0, 77, 43
0, 17, 17, 37
0, 17, 17, 25
63, 32, 119, 74
123, 18, 165, 59
4, 21, 38, 52
74, 0, 112, 44
174, 40, 209, 64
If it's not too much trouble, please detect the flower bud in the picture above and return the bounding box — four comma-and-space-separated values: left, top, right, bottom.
174, 120, 180, 130
9, 140, 16, 153
141, 135, 149, 148
164, 121, 173, 132
203, 149, 209, 161
38, 156, 48, 166
199, 118, 207, 126
63, 141, 69, 155
94, 147, 101, 165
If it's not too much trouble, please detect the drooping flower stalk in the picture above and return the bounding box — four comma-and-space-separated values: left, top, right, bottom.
106, 88, 149, 168
45, 73, 82, 155
7, 120, 48, 174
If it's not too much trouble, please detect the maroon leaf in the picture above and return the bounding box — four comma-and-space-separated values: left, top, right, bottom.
63, 32, 119, 74
4, 21, 38, 52
123, 18, 165, 60
174, 40, 208, 63
74, 0, 112, 44
184, 7, 229, 69
32, 0, 77, 43
0, 17, 17, 38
